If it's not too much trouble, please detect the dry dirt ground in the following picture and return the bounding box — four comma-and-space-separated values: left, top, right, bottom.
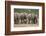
14, 24, 38, 27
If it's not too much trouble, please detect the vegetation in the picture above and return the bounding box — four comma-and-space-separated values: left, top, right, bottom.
14, 8, 39, 14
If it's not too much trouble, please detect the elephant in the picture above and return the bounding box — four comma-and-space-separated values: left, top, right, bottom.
33, 14, 38, 24
31, 14, 38, 24
19, 13, 28, 24
14, 13, 19, 24
14, 13, 28, 24
20, 13, 25, 24
23, 13, 28, 24
14, 12, 38, 24
27, 14, 32, 24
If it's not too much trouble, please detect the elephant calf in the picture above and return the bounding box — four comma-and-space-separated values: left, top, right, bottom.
34, 14, 38, 24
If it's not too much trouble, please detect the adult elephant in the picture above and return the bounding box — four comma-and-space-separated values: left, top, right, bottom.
14, 13, 19, 24
27, 14, 32, 24
20, 13, 25, 24
20, 13, 28, 24
23, 13, 28, 24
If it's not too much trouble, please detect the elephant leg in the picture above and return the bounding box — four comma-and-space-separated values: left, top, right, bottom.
16, 18, 19, 24
18, 19, 19, 24
16, 20, 17, 24
27, 19, 28, 24
23, 19, 24, 24
23, 19, 25, 24
34, 18, 37, 24
15, 20, 17, 24
25, 19, 27, 24
19, 19, 20, 24
24, 19, 27, 24
16, 17, 19, 24
20, 19, 21, 24
28, 20, 30, 24
21, 19, 22, 24
29, 20, 30, 24
15, 19, 17, 24
25, 20, 27, 24
17, 20, 19, 24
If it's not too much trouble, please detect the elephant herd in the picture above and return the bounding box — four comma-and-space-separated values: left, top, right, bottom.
14, 12, 39, 24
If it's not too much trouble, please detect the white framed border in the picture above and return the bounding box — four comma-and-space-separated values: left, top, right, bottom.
11, 5, 42, 32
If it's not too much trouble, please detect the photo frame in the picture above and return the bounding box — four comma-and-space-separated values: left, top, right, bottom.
5, 1, 45, 35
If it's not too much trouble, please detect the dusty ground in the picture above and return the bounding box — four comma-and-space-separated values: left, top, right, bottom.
14, 24, 38, 27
